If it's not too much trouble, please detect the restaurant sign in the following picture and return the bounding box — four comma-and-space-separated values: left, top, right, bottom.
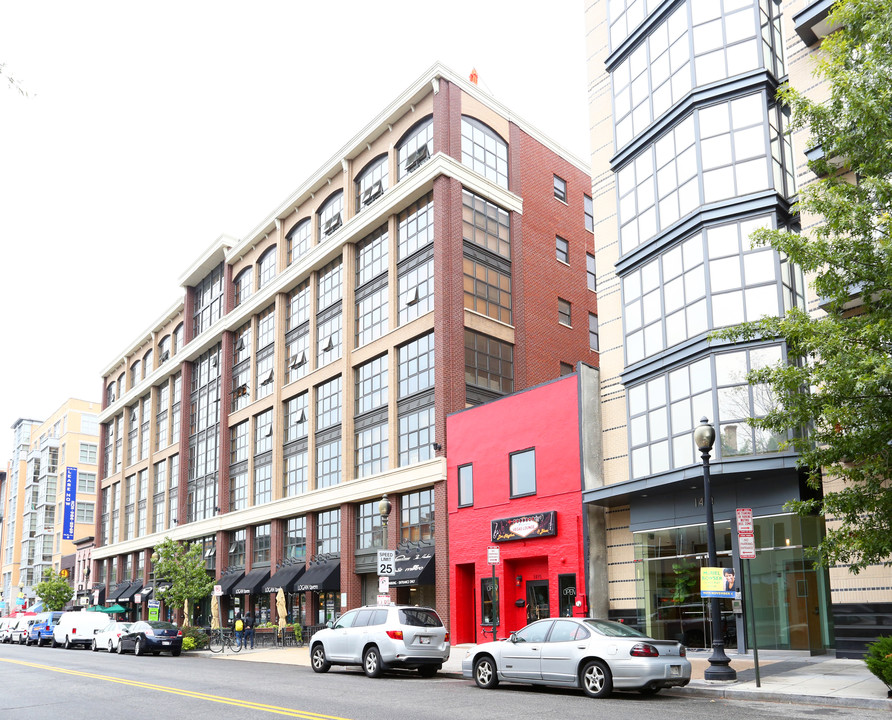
491, 511, 557, 542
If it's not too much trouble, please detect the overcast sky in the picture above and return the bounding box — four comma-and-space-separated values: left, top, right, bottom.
0, 1, 591, 446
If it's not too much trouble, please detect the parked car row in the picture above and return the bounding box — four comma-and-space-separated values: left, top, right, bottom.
308, 605, 692, 699
0, 611, 183, 657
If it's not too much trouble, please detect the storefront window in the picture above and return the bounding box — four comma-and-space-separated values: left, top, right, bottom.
633, 513, 830, 652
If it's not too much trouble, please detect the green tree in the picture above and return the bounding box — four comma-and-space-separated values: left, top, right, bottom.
152, 537, 214, 626
35, 568, 74, 611
715, 0, 892, 572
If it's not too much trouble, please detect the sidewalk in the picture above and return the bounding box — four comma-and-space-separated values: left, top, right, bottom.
198, 643, 891, 710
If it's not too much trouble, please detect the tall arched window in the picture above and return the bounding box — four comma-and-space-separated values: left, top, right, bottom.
257, 246, 277, 289
287, 219, 311, 265
461, 116, 508, 189
234, 267, 253, 306
318, 191, 344, 238
397, 116, 433, 180
355, 154, 389, 211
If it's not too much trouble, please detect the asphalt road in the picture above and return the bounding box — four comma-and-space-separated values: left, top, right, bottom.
0, 642, 888, 720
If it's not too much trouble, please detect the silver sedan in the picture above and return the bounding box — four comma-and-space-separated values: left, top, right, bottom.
462, 618, 691, 698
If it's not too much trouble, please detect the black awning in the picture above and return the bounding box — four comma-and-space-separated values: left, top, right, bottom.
138, 583, 155, 601
392, 551, 435, 587
262, 564, 306, 594
296, 561, 340, 592
154, 580, 172, 596
107, 581, 135, 602
119, 581, 143, 603
216, 571, 245, 596
232, 568, 271, 596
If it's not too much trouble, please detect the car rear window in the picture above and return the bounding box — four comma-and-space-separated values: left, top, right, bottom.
399, 609, 442, 627
585, 619, 647, 638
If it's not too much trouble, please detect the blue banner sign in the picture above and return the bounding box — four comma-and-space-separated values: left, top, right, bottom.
63, 467, 78, 540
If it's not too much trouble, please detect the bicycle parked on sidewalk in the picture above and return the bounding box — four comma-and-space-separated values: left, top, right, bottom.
208, 627, 242, 654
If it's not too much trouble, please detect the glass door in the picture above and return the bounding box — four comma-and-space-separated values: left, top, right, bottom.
525, 580, 549, 624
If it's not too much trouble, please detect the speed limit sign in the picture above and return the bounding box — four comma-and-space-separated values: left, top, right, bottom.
377, 550, 396, 576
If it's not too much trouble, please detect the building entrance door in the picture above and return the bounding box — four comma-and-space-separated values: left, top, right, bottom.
526, 580, 549, 624
785, 563, 823, 652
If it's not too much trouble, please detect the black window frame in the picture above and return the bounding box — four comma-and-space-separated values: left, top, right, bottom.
509, 447, 536, 498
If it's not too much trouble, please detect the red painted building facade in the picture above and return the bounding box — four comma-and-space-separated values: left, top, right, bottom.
447, 365, 599, 644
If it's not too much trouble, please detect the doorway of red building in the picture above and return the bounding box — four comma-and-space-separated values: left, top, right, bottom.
526, 581, 550, 624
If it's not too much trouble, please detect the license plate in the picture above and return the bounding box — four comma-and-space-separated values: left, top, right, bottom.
419, 636, 430, 645
670, 665, 680, 676
162, 640, 170, 645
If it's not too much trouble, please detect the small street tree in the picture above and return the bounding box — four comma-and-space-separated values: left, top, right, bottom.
35, 568, 73, 611
152, 537, 214, 626
716, 0, 892, 571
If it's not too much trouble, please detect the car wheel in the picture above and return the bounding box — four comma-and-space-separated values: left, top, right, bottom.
91, 639, 98, 652
473, 656, 499, 689
117, 640, 125, 654
310, 644, 330, 673
109, 640, 115, 653
134, 639, 143, 656
24, 635, 31, 646
36, 635, 42, 647
64, 636, 71, 650
363, 646, 383, 678
418, 665, 439, 678
580, 659, 613, 699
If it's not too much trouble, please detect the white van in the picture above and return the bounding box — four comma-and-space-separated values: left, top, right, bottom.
53, 611, 109, 649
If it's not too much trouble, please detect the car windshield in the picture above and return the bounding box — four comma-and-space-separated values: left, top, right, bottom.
584, 619, 647, 638
399, 609, 442, 627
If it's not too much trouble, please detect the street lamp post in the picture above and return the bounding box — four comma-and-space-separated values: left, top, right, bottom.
693, 417, 737, 682
378, 494, 392, 543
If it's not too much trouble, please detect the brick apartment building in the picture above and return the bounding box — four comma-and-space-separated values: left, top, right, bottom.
91, 63, 597, 631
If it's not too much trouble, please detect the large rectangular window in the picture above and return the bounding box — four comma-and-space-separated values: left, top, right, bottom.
458, 464, 473, 507
464, 330, 513, 396
481, 577, 499, 625
622, 215, 803, 365
510, 448, 536, 497
356, 501, 384, 551
401, 488, 434, 543
462, 190, 510, 259
316, 509, 340, 555
284, 516, 306, 561
463, 254, 511, 324
628, 345, 787, 479
79, 443, 98, 464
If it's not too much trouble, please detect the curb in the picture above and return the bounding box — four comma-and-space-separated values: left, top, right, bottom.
663, 685, 892, 711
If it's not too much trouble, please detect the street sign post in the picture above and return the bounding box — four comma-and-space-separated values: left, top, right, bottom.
377, 550, 396, 576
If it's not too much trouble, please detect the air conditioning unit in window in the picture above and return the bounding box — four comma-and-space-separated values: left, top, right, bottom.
361, 180, 384, 206
322, 213, 342, 236
405, 145, 430, 173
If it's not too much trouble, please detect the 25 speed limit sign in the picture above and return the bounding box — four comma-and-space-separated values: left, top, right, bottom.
377, 550, 396, 576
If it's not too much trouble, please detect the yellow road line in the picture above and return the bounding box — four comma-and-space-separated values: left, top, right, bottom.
0, 658, 352, 719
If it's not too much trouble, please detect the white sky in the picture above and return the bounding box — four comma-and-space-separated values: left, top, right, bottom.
0, 1, 591, 445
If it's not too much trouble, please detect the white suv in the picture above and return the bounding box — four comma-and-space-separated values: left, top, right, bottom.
310, 605, 450, 678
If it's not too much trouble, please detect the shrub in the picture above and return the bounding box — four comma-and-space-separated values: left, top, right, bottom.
180, 626, 207, 651
864, 635, 892, 692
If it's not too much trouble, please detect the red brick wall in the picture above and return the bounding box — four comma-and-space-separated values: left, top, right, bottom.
510, 125, 599, 389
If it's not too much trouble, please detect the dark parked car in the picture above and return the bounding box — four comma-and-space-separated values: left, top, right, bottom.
117, 621, 183, 656
27, 611, 64, 646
